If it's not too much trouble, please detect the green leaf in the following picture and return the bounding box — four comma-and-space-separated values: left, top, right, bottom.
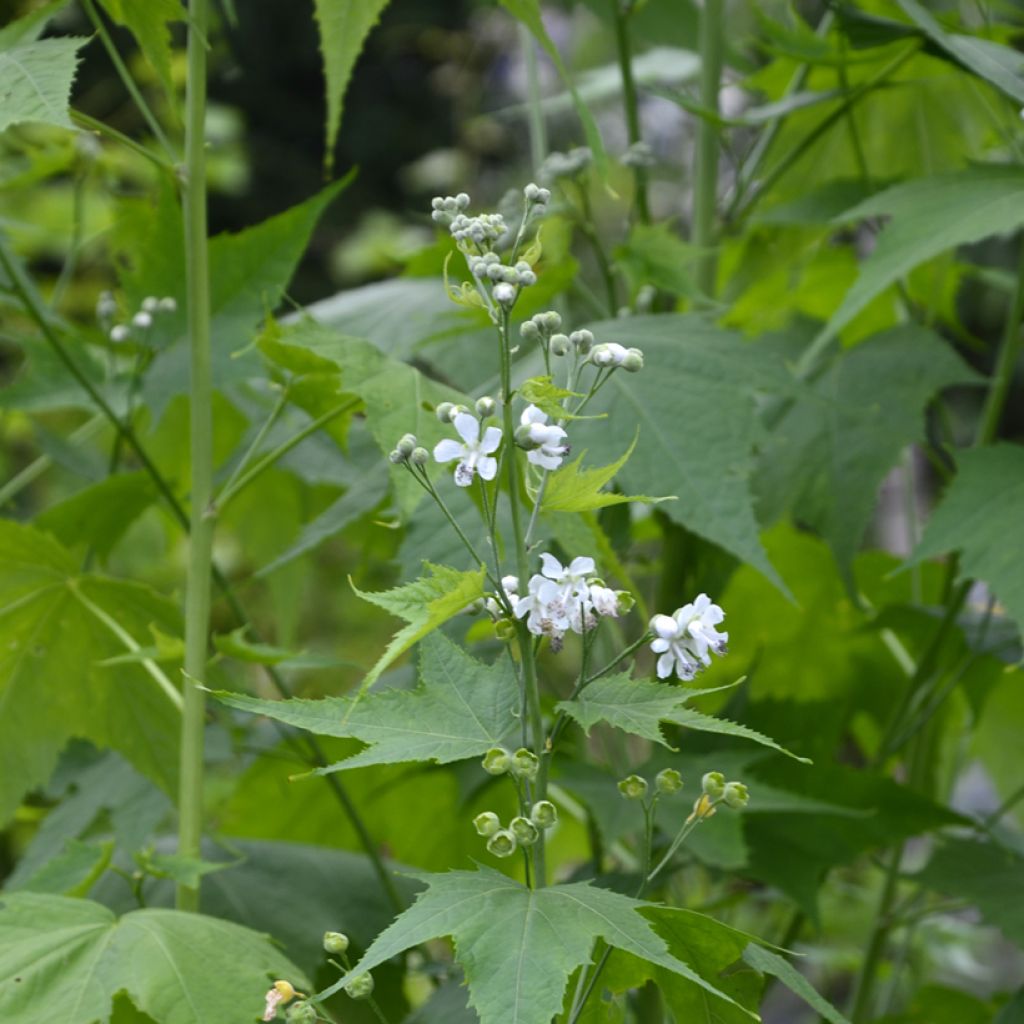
320, 867, 749, 1024
742, 944, 850, 1024
755, 325, 980, 574
36, 472, 157, 560
0, 893, 306, 1023
12, 839, 113, 898
313, 0, 392, 172
907, 444, 1024, 640
614, 221, 699, 300
498, 0, 608, 180
541, 435, 673, 513
819, 166, 1024, 348
0, 37, 86, 133
896, 0, 1024, 104
96, 0, 183, 103
557, 673, 811, 762
0, 522, 182, 825
0, 0, 70, 48
212, 630, 517, 771
915, 838, 1024, 946
519, 375, 583, 420
571, 315, 789, 589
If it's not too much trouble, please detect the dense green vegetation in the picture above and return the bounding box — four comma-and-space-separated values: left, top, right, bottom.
0, 1, 1022, 1022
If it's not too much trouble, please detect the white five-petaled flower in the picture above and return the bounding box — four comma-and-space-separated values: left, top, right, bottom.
649, 594, 728, 681
514, 553, 627, 646
433, 412, 502, 487
520, 405, 569, 470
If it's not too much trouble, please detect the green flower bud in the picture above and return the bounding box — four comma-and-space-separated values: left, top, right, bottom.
618, 774, 648, 800
482, 747, 511, 775
570, 329, 594, 354
323, 930, 349, 954
511, 748, 539, 782
530, 800, 558, 829
486, 828, 517, 858
622, 348, 644, 373
723, 781, 750, 810
436, 401, 455, 423
655, 768, 683, 795
476, 396, 496, 417
494, 618, 517, 642
702, 771, 726, 799
397, 433, 417, 456
388, 449, 405, 464
286, 1001, 317, 1024
474, 811, 501, 837
549, 333, 571, 357
541, 310, 562, 333
510, 815, 540, 846
410, 446, 429, 466
520, 320, 541, 341
514, 424, 541, 450
345, 972, 375, 1000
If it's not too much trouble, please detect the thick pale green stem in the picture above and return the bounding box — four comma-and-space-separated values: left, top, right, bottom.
177, 0, 213, 912
519, 23, 547, 173
612, 1, 649, 223
692, 0, 723, 299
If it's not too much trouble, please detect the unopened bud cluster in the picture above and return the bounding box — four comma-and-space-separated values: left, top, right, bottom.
388, 432, 429, 467
101, 293, 177, 342
538, 146, 593, 183
467, 251, 537, 289
590, 342, 643, 372
618, 768, 683, 801
474, 800, 558, 858
687, 772, 750, 823
482, 745, 539, 782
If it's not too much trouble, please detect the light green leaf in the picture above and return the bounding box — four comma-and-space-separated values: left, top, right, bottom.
12, 840, 113, 898
558, 673, 810, 761
97, 0, 183, 103
541, 435, 673, 513
907, 444, 1024, 640
519, 375, 583, 420
614, 221, 699, 299
0, 522, 182, 826
755, 325, 980, 574
0, 37, 86, 133
819, 166, 1024, 349
0, 893, 306, 1023
0, 0, 70, 48
319, 867, 750, 1024
37, 472, 157, 560
742, 944, 850, 1024
313, 0, 392, 172
211, 631, 517, 771
571, 315, 790, 589
498, 0, 608, 179
897, 0, 1024, 104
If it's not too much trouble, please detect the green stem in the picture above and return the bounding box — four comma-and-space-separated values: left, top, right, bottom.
81, 0, 176, 161
692, 0, 723, 300
574, 182, 618, 314
612, 0, 649, 223
70, 109, 174, 173
499, 312, 548, 886
217, 387, 290, 500
519, 23, 547, 173
975, 236, 1024, 445
177, 0, 213, 912
216, 397, 359, 510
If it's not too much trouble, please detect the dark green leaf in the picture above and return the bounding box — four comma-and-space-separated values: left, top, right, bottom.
742, 944, 849, 1024
96, 0, 182, 103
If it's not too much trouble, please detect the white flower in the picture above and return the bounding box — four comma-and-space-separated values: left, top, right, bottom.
485, 575, 519, 618
649, 595, 728, 680
514, 553, 628, 644
519, 405, 568, 470
590, 342, 629, 367
132, 311, 152, 329
433, 412, 502, 487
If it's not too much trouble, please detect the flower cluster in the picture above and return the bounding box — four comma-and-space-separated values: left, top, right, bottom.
508, 553, 631, 648
591, 342, 644, 372
100, 293, 177, 343
516, 405, 568, 470
431, 192, 509, 248
687, 771, 750, 823
539, 146, 593, 183
467, 252, 537, 288
649, 594, 728, 681
473, 800, 558, 859
618, 768, 684, 801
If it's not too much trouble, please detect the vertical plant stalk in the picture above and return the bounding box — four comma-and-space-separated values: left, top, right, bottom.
519, 23, 547, 174
177, 0, 213, 913
499, 313, 548, 887
692, 0, 723, 300
612, 0, 649, 224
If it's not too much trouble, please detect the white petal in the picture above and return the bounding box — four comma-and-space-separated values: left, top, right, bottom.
520, 404, 547, 426
568, 556, 595, 576
529, 450, 563, 470
674, 603, 694, 625
539, 552, 564, 579
480, 426, 503, 454
454, 460, 475, 486
454, 411, 480, 443
650, 638, 670, 654
650, 614, 679, 639
703, 604, 725, 626
656, 652, 675, 679
692, 594, 711, 613
433, 438, 464, 463
477, 455, 498, 480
